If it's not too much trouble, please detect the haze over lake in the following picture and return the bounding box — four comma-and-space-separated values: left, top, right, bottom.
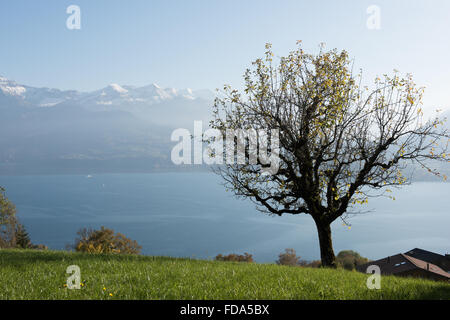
1, 172, 449, 262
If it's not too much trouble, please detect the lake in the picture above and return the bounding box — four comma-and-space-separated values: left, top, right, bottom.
0, 172, 449, 262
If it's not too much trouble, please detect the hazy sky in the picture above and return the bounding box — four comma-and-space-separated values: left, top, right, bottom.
1, 0, 449, 112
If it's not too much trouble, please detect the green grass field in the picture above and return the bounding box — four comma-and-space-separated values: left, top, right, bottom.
0, 249, 448, 300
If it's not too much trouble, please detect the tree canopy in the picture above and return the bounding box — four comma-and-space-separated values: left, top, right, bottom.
0, 187, 18, 248
211, 42, 449, 267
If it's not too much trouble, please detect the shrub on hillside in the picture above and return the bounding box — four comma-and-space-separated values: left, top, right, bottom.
215, 252, 253, 263
298, 259, 322, 268
276, 248, 302, 266
275, 248, 368, 269
306, 260, 322, 268
336, 250, 369, 270
276, 249, 322, 267
74, 226, 142, 254
30, 244, 48, 250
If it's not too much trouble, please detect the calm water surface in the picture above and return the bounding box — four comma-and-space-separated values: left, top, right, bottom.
1, 172, 449, 262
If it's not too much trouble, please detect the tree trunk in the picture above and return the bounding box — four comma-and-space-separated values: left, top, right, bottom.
314, 218, 337, 268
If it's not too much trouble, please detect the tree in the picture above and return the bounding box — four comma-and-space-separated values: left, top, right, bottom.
336, 250, 369, 270
15, 223, 32, 249
210, 42, 449, 267
74, 226, 142, 254
0, 187, 18, 248
0, 188, 36, 249
276, 248, 302, 266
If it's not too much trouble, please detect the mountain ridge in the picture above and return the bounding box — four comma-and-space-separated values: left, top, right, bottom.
0, 75, 215, 174
0, 75, 215, 108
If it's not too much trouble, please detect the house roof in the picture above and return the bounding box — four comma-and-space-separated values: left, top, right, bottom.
357, 251, 450, 280
358, 254, 416, 275
404, 248, 445, 264
402, 254, 450, 279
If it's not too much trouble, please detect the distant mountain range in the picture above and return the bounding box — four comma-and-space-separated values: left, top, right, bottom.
0, 76, 448, 179
0, 76, 215, 174
0, 76, 215, 126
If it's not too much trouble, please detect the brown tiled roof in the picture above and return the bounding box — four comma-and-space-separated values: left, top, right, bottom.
404, 248, 445, 264
402, 254, 450, 279
358, 254, 416, 275
358, 252, 450, 280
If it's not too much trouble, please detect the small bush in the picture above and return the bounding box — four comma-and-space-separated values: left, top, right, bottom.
276, 249, 368, 269
29, 244, 48, 250
336, 250, 369, 270
307, 260, 322, 268
276, 248, 302, 266
215, 252, 253, 263
74, 226, 142, 254
276, 249, 322, 267
298, 259, 322, 268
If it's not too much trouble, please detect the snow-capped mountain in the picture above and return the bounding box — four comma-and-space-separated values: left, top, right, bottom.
78, 83, 198, 110
0, 76, 26, 96
0, 75, 214, 109
0, 76, 82, 107
0, 75, 216, 174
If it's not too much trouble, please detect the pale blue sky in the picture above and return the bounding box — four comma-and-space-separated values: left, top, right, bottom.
1, 0, 449, 111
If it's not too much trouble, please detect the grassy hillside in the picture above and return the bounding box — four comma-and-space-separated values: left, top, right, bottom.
0, 249, 448, 300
